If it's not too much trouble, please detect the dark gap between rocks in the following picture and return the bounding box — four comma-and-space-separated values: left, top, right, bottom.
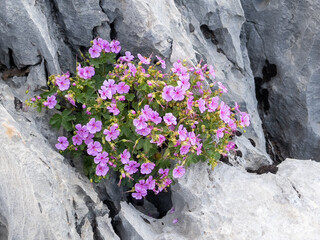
110, 21, 117, 40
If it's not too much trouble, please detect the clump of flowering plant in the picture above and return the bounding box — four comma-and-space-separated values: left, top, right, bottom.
26, 38, 250, 199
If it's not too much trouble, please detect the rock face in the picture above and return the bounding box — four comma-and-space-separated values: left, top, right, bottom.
0, 82, 119, 239
241, 0, 320, 161
0, 0, 319, 239
117, 159, 320, 240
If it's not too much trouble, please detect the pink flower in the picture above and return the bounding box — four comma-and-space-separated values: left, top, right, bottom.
43, 95, 57, 109
196, 143, 202, 155
103, 124, 120, 142
178, 125, 188, 141
133, 115, 148, 130
234, 102, 240, 112
86, 118, 102, 134
163, 113, 177, 126
180, 143, 191, 155
84, 133, 94, 145
197, 98, 207, 113
99, 86, 112, 100
94, 151, 109, 165
120, 149, 131, 164
162, 86, 174, 102
124, 161, 140, 175
116, 82, 130, 94
75, 124, 89, 139
178, 78, 190, 90
216, 128, 225, 140
132, 180, 148, 199
72, 134, 83, 146
228, 119, 237, 131
118, 96, 125, 101
89, 44, 101, 58
100, 39, 110, 52
226, 142, 236, 152
120, 51, 134, 62
96, 163, 109, 176
87, 141, 102, 156
146, 176, 156, 190
140, 162, 156, 174
84, 66, 95, 79
188, 132, 197, 146
107, 104, 120, 115
137, 53, 151, 64
55, 136, 69, 150
158, 168, 169, 179
209, 65, 216, 79
173, 166, 186, 178
170, 86, 185, 101
149, 111, 162, 125
208, 96, 219, 112
135, 127, 151, 136
128, 63, 137, 76
156, 55, 166, 69
240, 112, 250, 127
150, 134, 165, 146
219, 101, 231, 123
218, 82, 228, 93
65, 94, 76, 106
56, 76, 70, 91
110, 40, 121, 53
187, 96, 194, 110
103, 79, 118, 95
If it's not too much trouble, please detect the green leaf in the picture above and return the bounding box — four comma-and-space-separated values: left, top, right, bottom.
143, 140, 153, 153
49, 114, 62, 129
126, 93, 135, 102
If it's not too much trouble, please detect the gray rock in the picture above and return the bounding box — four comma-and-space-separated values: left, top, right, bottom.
241, 0, 320, 160
117, 159, 320, 240
0, 84, 119, 240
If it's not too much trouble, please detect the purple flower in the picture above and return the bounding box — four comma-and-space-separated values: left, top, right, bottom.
99, 86, 112, 100
218, 81, 228, 93
84, 66, 95, 79
170, 86, 185, 101
135, 127, 151, 136
89, 44, 102, 58
187, 96, 194, 110
180, 143, 191, 155
87, 141, 102, 156
56, 76, 70, 91
173, 218, 179, 224
120, 51, 134, 62
65, 94, 76, 106
209, 65, 216, 79
96, 163, 109, 176
163, 113, 177, 126
87, 118, 102, 134
107, 104, 120, 115
216, 127, 225, 140
156, 55, 166, 69
240, 112, 250, 127
197, 98, 207, 113
140, 162, 156, 174
173, 166, 186, 179
101, 40, 110, 52
103, 124, 120, 142
146, 176, 156, 190
150, 134, 165, 146
124, 161, 140, 175
103, 79, 118, 95
110, 40, 121, 53
137, 53, 151, 64
158, 168, 169, 179
120, 149, 131, 164
132, 180, 148, 199
226, 141, 236, 152
55, 136, 69, 151
128, 63, 137, 76
94, 151, 109, 165
196, 143, 202, 155
149, 111, 162, 125
43, 95, 57, 109
84, 133, 94, 145
178, 125, 188, 141
72, 134, 83, 146
133, 115, 148, 130
188, 132, 197, 146
162, 86, 174, 102
208, 96, 219, 112
75, 124, 89, 139
219, 101, 231, 123
116, 82, 130, 94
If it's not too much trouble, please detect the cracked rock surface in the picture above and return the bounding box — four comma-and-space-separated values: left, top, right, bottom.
0, 0, 320, 239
